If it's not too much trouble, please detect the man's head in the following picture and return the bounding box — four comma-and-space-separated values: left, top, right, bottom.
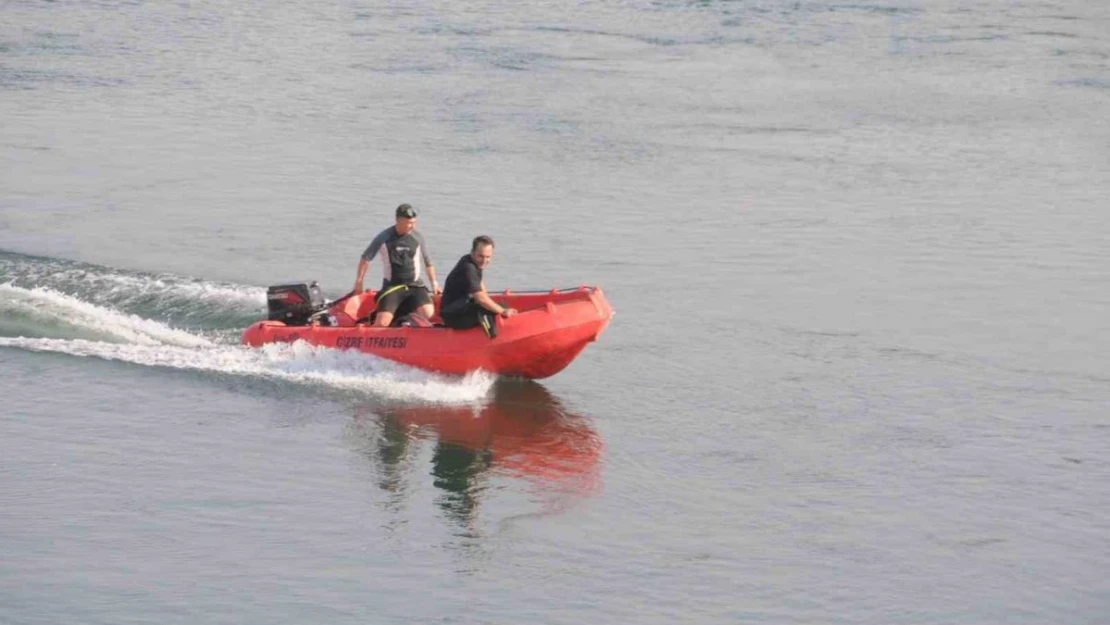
394, 203, 418, 235
470, 235, 495, 269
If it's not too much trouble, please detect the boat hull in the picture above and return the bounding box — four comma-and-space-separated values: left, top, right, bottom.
242, 286, 613, 379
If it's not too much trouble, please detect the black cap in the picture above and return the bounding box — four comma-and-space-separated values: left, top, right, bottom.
395, 203, 418, 218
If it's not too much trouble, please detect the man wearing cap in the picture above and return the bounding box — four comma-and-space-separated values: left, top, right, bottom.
353, 203, 440, 327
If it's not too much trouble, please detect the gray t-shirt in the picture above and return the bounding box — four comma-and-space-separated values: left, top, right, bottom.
361, 227, 433, 288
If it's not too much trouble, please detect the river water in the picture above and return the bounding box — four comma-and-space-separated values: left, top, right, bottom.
2, 1, 1108, 623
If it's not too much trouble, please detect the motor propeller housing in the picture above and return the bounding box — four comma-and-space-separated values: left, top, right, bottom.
265, 281, 325, 325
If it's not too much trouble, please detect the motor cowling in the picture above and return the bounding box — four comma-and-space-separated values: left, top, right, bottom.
266, 281, 325, 325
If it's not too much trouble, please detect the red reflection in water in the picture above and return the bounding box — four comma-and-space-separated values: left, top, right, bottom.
390, 380, 603, 490
351, 381, 604, 502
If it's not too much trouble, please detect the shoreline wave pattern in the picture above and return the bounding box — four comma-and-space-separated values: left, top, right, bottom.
0, 250, 495, 403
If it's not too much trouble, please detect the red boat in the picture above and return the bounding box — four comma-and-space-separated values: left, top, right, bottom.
241, 284, 613, 379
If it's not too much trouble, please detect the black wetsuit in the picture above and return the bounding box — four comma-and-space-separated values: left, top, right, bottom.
440, 254, 497, 338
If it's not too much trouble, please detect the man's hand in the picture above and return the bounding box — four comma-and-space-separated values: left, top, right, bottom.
432, 281, 442, 296
353, 282, 363, 295
500, 307, 518, 318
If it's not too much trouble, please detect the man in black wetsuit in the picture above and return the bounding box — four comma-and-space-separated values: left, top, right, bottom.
352, 203, 441, 327
440, 235, 516, 339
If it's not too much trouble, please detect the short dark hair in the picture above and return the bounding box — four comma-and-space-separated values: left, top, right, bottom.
471, 235, 495, 252
395, 203, 418, 218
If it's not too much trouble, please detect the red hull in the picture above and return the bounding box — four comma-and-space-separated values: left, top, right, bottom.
241, 286, 613, 379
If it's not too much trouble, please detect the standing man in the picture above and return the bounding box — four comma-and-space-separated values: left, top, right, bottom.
440, 235, 516, 339
353, 203, 440, 327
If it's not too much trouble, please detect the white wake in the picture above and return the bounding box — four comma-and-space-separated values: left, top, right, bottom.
0, 283, 213, 347
0, 283, 495, 403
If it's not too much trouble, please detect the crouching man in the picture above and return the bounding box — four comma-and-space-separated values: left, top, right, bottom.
439, 235, 517, 339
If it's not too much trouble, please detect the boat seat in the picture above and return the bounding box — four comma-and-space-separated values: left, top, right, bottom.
354, 312, 440, 328
398, 313, 434, 328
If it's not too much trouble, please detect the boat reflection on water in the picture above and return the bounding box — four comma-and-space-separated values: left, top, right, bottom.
347, 380, 604, 527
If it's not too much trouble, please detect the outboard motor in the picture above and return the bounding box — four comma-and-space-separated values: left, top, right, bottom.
266, 281, 325, 325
